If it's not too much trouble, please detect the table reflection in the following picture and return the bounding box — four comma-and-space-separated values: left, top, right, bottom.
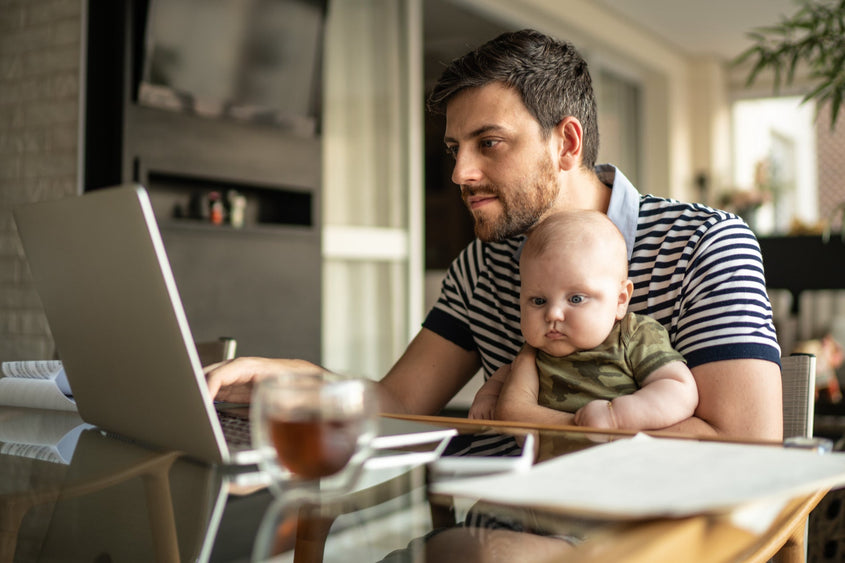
248, 423, 625, 563
0, 407, 273, 562
251, 457, 433, 562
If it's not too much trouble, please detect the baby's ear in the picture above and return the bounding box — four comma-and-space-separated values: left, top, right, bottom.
616, 279, 634, 319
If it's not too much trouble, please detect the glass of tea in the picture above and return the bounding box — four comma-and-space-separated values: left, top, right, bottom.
251, 368, 378, 495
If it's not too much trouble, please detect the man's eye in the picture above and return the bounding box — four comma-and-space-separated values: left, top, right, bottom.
444, 146, 458, 159
480, 139, 499, 149
570, 295, 584, 304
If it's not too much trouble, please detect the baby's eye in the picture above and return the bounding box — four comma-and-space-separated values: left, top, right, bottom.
569, 295, 585, 304
530, 297, 546, 306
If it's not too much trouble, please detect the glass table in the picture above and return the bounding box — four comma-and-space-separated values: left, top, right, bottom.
0, 407, 828, 562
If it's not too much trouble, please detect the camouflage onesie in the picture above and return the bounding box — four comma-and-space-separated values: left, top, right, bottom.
536, 312, 685, 412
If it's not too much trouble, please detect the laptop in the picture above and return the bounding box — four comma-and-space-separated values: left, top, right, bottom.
14, 185, 456, 466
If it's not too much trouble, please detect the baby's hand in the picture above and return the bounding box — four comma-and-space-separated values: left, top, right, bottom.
574, 400, 617, 429
468, 392, 498, 420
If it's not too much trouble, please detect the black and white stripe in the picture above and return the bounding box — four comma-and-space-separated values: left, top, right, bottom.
424, 194, 780, 380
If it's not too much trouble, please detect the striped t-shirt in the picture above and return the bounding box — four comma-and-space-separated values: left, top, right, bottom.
423, 165, 781, 380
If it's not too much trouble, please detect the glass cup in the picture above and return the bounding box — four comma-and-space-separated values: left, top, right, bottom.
251, 368, 378, 495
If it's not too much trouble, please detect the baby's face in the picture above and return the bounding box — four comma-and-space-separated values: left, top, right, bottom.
520, 245, 630, 357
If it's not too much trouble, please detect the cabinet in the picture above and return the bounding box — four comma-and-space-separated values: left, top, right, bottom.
84, 0, 322, 362
759, 236, 845, 314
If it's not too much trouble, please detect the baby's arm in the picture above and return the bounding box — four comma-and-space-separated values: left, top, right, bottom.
496, 346, 576, 426
468, 369, 506, 420
574, 361, 698, 430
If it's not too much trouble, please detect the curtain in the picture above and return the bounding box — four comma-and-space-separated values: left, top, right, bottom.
321, 0, 423, 379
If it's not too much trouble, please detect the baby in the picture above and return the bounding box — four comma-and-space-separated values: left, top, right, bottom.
470, 210, 699, 430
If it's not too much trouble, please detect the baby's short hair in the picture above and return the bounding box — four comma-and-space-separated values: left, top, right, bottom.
522, 210, 628, 276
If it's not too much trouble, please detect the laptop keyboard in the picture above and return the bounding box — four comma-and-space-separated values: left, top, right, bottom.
218, 410, 252, 447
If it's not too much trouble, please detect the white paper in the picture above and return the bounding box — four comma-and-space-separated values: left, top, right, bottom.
0, 378, 76, 412
0, 360, 75, 411
430, 434, 845, 519
1, 360, 64, 381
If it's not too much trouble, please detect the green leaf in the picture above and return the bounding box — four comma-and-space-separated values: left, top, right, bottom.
804, 79, 830, 102
738, 0, 845, 121
732, 46, 758, 67
830, 90, 842, 128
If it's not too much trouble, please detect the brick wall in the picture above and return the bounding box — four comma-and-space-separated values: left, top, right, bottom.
817, 101, 845, 223
0, 0, 82, 361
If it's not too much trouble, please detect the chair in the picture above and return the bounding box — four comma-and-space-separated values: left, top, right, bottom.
782, 354, 817, 440
195, 337, 237, 367
743, 353, 817, 563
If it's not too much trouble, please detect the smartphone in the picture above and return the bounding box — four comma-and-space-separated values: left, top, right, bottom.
429, 431, 535, 477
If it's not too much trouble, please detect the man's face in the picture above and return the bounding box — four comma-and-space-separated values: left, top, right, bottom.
444, 83, 560, 242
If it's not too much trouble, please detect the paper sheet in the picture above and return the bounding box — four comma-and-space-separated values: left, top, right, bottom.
430, 434, 845, 519
0, 378, 76, 412
0, 360, 75, 411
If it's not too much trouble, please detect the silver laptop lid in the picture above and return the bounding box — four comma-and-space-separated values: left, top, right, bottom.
14, 185, 235, 464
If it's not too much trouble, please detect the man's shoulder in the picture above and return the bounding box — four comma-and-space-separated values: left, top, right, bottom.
635, 195, 751, 239
638, 194, 736, 221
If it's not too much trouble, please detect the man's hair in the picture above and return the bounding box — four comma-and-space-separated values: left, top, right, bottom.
427, 29, 599, 169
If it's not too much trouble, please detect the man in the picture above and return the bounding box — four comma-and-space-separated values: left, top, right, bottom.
208, 29, 783, 441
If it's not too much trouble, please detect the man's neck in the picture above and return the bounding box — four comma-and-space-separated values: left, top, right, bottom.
553, 166, 612, 214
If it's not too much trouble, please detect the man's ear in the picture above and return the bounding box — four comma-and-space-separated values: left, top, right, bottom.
616, 279, 634, 319
555, 116, 584, 172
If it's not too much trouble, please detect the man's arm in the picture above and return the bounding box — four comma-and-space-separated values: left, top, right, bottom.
378, 327, 481, 415
206, 328, 480, 416
662, 358, 783, 441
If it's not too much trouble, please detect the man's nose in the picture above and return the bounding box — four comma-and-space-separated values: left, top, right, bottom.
451, 148, 482, 186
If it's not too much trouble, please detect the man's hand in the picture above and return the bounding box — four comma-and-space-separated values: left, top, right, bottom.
204, 357, 320, 403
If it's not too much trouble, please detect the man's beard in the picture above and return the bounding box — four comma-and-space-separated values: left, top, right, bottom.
464, 157, 559, 243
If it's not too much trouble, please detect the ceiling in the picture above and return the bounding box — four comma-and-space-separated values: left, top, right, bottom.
593, 0, 800, 60
424, 0, 804, 64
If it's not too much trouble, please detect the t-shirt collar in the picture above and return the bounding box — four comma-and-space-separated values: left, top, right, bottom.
598, 164, 639, 260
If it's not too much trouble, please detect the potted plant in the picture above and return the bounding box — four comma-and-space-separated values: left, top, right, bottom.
735, 0, 845, 128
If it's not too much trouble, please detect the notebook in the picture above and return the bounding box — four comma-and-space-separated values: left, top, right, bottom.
13, 185, 457, 466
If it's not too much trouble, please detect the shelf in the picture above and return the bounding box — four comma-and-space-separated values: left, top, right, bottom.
157, 218, 316, 238
145, 171, 315, 230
